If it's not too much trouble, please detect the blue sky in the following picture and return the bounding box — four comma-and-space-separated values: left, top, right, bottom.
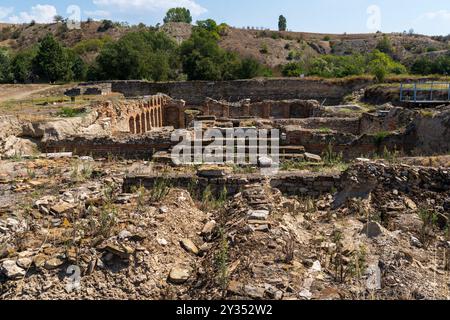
1, 0, 449, 35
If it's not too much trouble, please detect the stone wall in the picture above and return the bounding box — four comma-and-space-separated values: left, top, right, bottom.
275, 117, 361, 135
201, 98, 323, 120
41, 130, 174, 159
123, 171, 341, 197
81, 78, 371, 106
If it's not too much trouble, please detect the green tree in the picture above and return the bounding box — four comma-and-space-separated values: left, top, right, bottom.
238, 58, 267, 79
93, 31, 179, 81
11, 48, 36, 83
180, 28, 240, 80
54, 15, 65, 23
0, 48, 13, 83
196, 19, 229, 39
67, 50, 87, 81
33, 34, 72, 82
97, 20, 114, 32
163, 8, 192, 24
278, 15, 287, 32
367, 50, 390, 82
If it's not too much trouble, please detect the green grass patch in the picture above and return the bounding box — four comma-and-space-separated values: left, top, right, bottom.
57, 107, 86, 117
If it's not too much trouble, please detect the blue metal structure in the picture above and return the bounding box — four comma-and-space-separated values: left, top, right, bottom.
400, 82, 450, 103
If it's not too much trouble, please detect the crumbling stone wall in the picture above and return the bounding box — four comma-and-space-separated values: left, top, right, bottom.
359, 107, 416, 135
81, 78, 371, 105
201, 98, 323, 119
41, 130, 174, 159
275, 118, 361, 135
123, 172, 341, 197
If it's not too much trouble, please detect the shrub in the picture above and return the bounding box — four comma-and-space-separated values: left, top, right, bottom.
260, 43, 269, 54
376, 35, 393, 55
97, 20, 114, 32
282, 62, 304, 77
149, 177, 171, 203
58, 107, 85, 117
373, 131, 391, 147
72, 37, 113, 55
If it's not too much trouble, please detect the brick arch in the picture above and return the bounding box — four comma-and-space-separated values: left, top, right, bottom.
158, 106, 162, 127
151, 107, 158, 128
135, 114, 141, 134
149, 108, 153, 128
129, 116, 135, 134
141, 112, 146, 133
146, 111, 151, 130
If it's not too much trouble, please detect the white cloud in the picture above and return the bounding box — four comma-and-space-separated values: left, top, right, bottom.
417, 10, 450, 22
93, 0, 207, 16
0, 7, 14, 20
8, 4, 57, 23
84, 10, 111, 18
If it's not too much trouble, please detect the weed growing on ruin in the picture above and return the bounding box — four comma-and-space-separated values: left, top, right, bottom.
103, 181, 116, 203
420, 110, 434, 118
131, 185, 147, 213
380, 146, 400, 164
95, 183, 118, 238
149, 177, 171, 203
318, 127, 333, 134
187, 176, 199, 200
419, 208, 438, 248
281, 236, 295, 264
98, 203, 117, 238
349, 245, 368, 280
331, 229, 346, 282
26, 168, 36, 180
201, 185, 228, 211
70, 160, 93, 183
322, 142, 343, 166
373, 131, 391, 149
57, 107, 85, 118
215, 228, 229, 294
231, 164, 258, 174
47, 166, 62, 178
10, 152, 23, 162
297, 196, 317, 213
329, 230, 366, 284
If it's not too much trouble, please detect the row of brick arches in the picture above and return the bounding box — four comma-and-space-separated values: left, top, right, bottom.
129, 97, 164, 134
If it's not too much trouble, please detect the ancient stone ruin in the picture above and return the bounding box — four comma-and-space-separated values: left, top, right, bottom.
0, 79, 449, 301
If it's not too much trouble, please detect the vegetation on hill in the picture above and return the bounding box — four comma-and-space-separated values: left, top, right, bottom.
411, 55, 450, 76
91, 31, 180, 81
0, 6, 449, 84
163, 8, 193, 24
278, 15, 287, 32
282, 50, 406, 82
180, 26, 270, 81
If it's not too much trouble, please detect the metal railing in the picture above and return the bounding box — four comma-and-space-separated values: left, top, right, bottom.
400, 82, 450, 103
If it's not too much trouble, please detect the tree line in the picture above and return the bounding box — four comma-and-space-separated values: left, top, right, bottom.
1, 7, 450, 84
0, 17, 271, 83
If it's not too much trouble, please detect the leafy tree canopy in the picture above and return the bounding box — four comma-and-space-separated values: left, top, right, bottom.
163, 8, 192, 24
278, 15, 287, 32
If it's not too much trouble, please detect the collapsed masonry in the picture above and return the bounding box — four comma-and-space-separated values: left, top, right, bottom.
1, 93, 449, 162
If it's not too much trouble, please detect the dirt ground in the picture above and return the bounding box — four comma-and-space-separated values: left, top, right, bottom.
0, 156, 449, 300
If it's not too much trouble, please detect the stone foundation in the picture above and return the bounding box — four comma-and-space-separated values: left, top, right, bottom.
123, 171, 341, 197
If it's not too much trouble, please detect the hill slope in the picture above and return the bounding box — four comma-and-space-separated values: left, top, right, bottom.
1, 21, 449, 68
